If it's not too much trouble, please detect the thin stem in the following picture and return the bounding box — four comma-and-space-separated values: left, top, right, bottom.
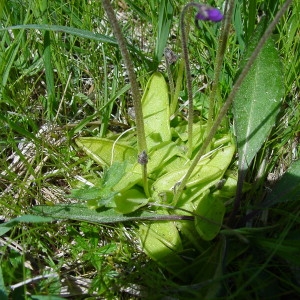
142, 165, 150, 198
170, 59, 184, 117
147, 202, 249, 242
101, 0, 148, 195
180, 3, 196, 157
164, 48, 175, 97
101, 0, 147, 154
206, 0, 234, 135
138, 150, 150, 198
173, 0, 292, 205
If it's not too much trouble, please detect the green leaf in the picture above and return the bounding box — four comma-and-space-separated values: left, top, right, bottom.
213, 174, 251, 199
142, 72, 171, 149
194, 193, 225, 241
76, 138, 142, 193
111, 168, 142, 193
0, 215, 54, 236
70, 162, 127, 209
32, 204, 184, 223
0, 114, 38, 142
173, 121, 207, 151
255, 237, 300, 266
1, 24, 127, 49
109, 142, 182, 193
103, 161, 128, 188
139, 214, 188, 279
114, 188, 149, 214
147, 141, 181, 175
152, 163, 222, 199
262, 159, 300, 208
75, 137, 137, 167
43, 30, 56, 119
123, 0, 151, 22
70, 186, 117, 209
152, 144, 235, 206
140, 218, 183, 257
233, 24, 284, 173
70, 186, 106, 201
0, 30, 23, 94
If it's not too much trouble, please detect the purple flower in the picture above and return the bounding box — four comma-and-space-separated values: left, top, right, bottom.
195, 6, 223, 22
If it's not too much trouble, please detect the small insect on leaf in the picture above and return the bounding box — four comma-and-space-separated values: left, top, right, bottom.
164, 48, 178, 64
138, 150, 148, 165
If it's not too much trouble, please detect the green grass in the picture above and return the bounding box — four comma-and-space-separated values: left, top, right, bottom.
1, 0, 299, 299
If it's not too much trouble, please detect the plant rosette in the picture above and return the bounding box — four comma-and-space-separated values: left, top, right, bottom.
74, 72, 236, 277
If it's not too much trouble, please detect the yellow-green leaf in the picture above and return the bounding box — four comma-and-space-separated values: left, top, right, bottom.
114, 188, 148, 214
75, 137, 137, 166
142, 72, 171, 149
194, 193, 225, 241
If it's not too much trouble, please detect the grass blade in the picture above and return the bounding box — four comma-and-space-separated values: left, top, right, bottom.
0, 266, 8, 300
0, 24, 117, 44
154, 0, 174, 64
0, 24, 144, 56
0, 215, 54, 236
43, 30, 56, 119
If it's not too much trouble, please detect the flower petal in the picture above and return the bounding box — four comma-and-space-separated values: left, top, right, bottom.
195, 7, 223, 22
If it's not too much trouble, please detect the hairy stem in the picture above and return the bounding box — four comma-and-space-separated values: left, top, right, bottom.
206, 0, 234, 136
101, 0, 148, 194
180, 3, 196, 157
170, 59, 184, 117
101, 0, 147, 154
164, 48, 175, 97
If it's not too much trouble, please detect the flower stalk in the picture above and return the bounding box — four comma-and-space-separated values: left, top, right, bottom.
206, 0, 233, 137
101, 0, 149, 194
180, 3, 223, 157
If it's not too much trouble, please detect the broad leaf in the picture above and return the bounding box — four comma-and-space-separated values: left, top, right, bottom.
139, 218, 183, 258
147, 141, 181, 174
152, 144, 235, 206
233, 23, 284, 174
194, 193, 225, 241
70, 162, 127, 209
114, 188, 149, 214
172, 121, 207, 152
75, 137, 137, 166
139, 213, 189, 279
112, 141, 182, 192
142, 72, 171, 149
